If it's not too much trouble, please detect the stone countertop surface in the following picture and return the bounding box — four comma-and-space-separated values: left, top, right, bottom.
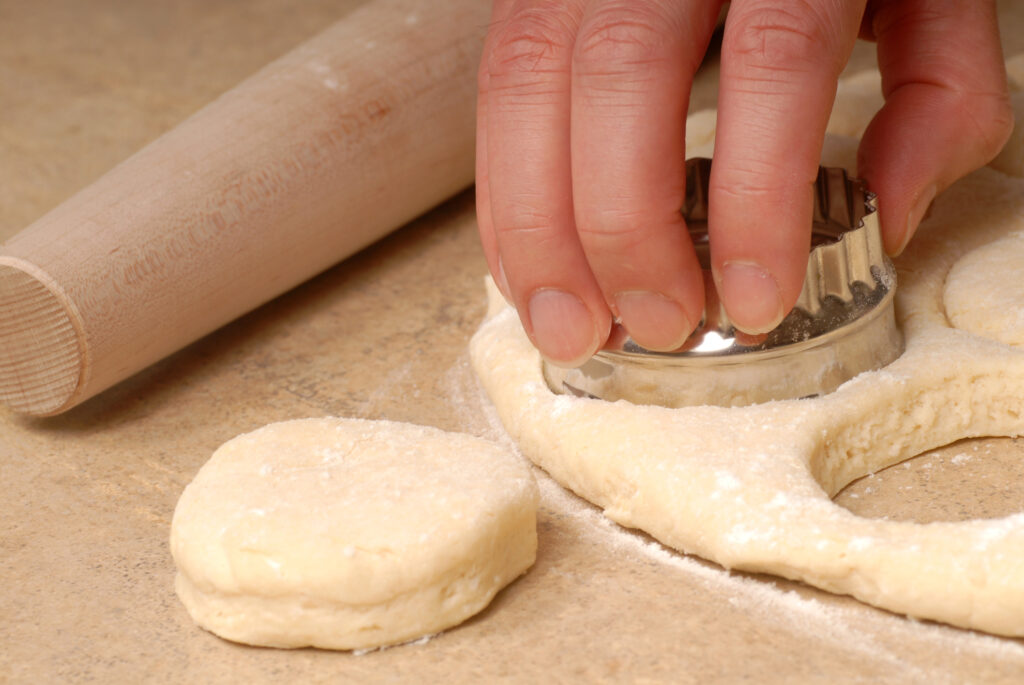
4, 1, 1024, 682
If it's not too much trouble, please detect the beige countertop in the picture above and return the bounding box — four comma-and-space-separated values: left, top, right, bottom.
4, 1, 1024, 682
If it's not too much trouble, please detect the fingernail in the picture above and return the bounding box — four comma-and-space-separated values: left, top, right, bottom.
719, 262, 785, 334
897, 184, 937, 255
613, 291, 692, 351
527, 289, 599, 366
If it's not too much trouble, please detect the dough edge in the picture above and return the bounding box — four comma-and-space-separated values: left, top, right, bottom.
470, 86, 1024, 635
171, 417, 539, 650
174, 501, 536, 650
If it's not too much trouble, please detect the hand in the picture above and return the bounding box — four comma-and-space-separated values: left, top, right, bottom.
475, 0, 1012, 366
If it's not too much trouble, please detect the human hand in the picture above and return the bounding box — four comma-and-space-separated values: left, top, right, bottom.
475, 0, 1012, 366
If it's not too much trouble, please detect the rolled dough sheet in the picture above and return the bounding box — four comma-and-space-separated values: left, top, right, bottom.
471, 67, 1024, 636
171, 418, 539, 650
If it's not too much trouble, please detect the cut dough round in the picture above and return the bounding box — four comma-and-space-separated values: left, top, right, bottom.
944, 232, 1024, 347
171, 418, 538, 650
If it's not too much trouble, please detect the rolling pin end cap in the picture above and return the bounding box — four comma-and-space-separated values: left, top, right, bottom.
0, 258, 84, 416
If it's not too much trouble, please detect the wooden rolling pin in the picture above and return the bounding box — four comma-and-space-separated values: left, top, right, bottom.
0, 0, 486, 416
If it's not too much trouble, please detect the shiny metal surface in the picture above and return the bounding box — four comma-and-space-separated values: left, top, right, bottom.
543, 158, 904, 407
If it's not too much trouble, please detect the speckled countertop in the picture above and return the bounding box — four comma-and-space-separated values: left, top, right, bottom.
4, 1, 1024, 682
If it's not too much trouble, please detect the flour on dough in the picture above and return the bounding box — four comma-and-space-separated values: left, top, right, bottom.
171, 418, 538, 650
944, 232, 1024, 346
471, 62, 1024, 637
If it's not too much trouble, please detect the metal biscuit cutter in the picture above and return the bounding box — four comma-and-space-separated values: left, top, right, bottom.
543, 157, 905, 408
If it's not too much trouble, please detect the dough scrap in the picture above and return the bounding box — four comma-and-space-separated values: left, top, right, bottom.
171, 418, 538, 650
470, 66, 1024, 636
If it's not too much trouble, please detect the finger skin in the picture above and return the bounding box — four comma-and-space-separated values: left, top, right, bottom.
710, 0, 866, 334
485, 0, 612, 366
857, 0, 1013, 254
571, 0, 722, 351
477, 0, 517, 301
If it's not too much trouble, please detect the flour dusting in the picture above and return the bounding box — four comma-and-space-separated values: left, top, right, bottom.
443, 353, 1024, 678
532, 467, 1024, 681
352, 632, 436, 657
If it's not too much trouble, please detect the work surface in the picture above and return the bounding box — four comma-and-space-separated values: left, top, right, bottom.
4, 2, 1024, 682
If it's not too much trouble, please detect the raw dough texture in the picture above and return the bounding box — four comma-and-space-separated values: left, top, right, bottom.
944, 232, 1024, 346
171, 418, 538, 650
471, 64, 1024, 636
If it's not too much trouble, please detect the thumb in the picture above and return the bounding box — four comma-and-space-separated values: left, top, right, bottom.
857, 0, 1013, 255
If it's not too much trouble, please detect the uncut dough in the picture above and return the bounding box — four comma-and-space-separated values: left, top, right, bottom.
471, 64, 1024, 636
171, 418, 538, 650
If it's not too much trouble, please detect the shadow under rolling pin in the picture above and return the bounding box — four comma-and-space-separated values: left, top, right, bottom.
0, 0, 485, 416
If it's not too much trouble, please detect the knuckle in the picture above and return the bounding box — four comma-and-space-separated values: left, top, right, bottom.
581, 229, 650, 256
488, 6, 576, 78
969, 91, 1016, 158
926, 82, 1015, 162
577, 208, 665, 253
726, 2, 835, 74
711, 160, 811, 208
712, 179, 780, 206
870, 2, 957, 41
493, 201, 560, 238
575, 4, 676, 73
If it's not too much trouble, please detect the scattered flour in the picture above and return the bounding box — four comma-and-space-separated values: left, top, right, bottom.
532, 469, 1024, 682
353, 633, 435, 657
439, 353, 1024, 679
951, 453, 973, 466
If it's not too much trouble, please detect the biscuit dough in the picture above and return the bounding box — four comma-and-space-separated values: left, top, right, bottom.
944, 233, 1024, 346
471, 68, 1024, 636
171, 418, 538, 650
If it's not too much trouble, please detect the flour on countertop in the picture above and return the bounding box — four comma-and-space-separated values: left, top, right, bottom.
441, 356, 1024, 678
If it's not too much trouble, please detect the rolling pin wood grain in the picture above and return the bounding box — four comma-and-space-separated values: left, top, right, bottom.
0, 0, 486, 416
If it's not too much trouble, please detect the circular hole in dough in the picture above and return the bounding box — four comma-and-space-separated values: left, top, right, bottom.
170, 417, 538, 651
836, 437, 1024, 523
